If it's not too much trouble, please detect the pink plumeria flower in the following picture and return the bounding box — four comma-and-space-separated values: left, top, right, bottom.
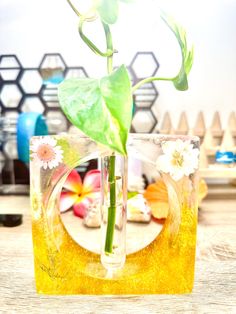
60, 169, 101, 218
30, 137, 63, 170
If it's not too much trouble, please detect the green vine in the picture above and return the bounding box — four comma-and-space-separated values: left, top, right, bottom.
59, 0, 194, 256
78, 19, 115, 58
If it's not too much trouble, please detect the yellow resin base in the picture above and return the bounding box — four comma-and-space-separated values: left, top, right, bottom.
32, 200, 197, 294
30, 134, 198, 294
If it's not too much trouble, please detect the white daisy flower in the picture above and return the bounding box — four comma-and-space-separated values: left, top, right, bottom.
156, 139, 199, 181
30, 137, 63, 170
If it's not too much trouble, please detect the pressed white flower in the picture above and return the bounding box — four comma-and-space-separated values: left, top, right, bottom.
30, 137, 63, 170
156, 139, 199, 181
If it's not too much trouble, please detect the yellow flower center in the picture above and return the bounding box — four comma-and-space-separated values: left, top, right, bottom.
172, 151, 184, 167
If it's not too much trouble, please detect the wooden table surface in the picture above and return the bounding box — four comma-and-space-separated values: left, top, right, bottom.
0, 195, 236, 314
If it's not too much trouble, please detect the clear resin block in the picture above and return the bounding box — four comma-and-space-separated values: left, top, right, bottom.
30, 134, 199, 294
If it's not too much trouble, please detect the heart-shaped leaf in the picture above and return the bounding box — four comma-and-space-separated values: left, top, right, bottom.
93, 0, 134, 24
93, 0, 119, 24
161, 11, 194, 91
58, 65, 132, 155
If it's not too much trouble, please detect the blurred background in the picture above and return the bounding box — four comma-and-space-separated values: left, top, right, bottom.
0, 0, 236, 197
1, 0, 236, 120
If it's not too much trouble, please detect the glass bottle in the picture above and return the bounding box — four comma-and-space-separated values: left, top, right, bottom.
100, 154, 128, 272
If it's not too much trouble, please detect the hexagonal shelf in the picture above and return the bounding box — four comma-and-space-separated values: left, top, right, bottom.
130, 52, 159, 80
21, 96, 45, 113
65, 67, 88, 79
46, 110, 68, 134
41, 86, 59, 108
0, 84, 22, 108
127, 66, 136, 84
134, 82, 158, 108
39, 54, 67, 85
20, 69, 42, 94
3, 111, 19, 120
4, 139, 18, 160
0, 52, 161, 135
0, 55, 22, 81
2, 112, 18, 136
132, 109, 157, 133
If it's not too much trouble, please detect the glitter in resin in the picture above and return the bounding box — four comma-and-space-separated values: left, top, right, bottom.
30, 134, 199, 294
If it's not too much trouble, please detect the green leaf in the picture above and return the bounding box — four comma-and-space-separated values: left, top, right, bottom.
161, 11, 194, 91
93, 0, 133, 24
58, 65, 132, 155
94, 0, 119, 25
128, 191, 138, 199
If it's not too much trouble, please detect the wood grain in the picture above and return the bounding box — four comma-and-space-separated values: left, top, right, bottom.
0, 196, 236, 313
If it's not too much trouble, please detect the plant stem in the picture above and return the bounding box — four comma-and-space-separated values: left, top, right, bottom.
79, 19, 114, 57
105, 155, 116, 253
77, 12, 117, 254
102, 22, 113, 74
132, 76, 173, 93
102, 22, 117, 254
67, 0, 97, 22
67, 0, 82, 17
